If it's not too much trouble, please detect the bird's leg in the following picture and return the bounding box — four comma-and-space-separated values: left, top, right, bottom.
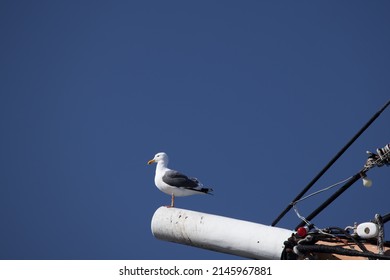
170, 194, 175, 207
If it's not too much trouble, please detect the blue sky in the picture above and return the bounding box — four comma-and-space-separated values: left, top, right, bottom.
1, 1, 389, 260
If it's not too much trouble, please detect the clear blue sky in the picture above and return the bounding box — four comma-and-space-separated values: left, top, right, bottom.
1, 1, 389, 260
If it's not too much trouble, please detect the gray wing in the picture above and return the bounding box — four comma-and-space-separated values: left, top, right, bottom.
162, 170, 200, 189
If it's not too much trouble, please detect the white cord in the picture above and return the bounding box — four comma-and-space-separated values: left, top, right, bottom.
293, 176, 353, 205
292, 203, 312, 226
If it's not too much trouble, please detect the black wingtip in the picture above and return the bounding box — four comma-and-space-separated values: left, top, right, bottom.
201, 188, 214, 195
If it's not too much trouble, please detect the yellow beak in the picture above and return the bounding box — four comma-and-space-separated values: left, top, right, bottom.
147, 159, 155, 165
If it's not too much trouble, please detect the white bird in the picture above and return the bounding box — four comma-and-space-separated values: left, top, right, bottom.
147, 152, 213, 207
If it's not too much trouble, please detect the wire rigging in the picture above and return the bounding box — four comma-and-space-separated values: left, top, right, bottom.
292, 176, 353, 205
272, 99, 390, 226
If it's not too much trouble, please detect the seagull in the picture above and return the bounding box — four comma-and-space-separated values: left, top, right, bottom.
147, 152, 213, 207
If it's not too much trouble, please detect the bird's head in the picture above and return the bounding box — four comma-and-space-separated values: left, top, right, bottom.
147, 152, 168, 165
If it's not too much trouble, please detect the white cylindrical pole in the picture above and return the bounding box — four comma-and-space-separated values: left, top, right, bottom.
151, 207, 293, 259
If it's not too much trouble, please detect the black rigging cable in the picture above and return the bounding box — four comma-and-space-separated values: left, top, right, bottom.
382, 213, 390, 224
271, 99, 390, 226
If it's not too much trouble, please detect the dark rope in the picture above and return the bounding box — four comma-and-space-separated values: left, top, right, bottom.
325, 227, 369, 254
295, 244, 390, 260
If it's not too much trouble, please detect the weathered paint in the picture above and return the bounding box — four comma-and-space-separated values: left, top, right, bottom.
151, 207, 293, 259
